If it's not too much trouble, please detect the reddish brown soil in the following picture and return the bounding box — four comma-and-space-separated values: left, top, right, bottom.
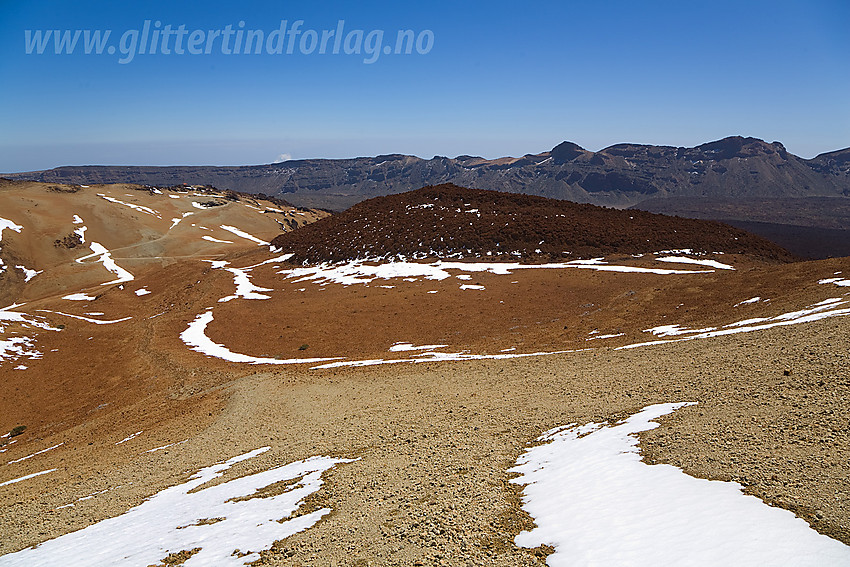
271, 184, 796, 263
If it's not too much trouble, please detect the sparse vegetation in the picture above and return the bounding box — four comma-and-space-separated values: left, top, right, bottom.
9, 425, 26, 437
298, 344, 309, 351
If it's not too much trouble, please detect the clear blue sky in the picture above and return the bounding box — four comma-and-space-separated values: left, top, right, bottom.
1, 0, 848, 172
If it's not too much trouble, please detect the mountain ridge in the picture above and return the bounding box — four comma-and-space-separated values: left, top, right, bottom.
5, 136, 849, 211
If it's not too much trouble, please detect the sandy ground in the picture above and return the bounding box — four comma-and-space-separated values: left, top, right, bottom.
1, 313, 848, 565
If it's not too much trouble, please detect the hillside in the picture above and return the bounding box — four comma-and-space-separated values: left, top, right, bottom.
0, 179, 327, 306
5, 136, 850, 212
270, 184, 796, 263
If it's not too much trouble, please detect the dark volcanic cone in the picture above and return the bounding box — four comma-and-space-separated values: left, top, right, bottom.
271, 184, 797, 263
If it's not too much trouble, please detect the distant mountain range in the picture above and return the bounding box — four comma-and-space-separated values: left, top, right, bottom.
6, 137, 849, 213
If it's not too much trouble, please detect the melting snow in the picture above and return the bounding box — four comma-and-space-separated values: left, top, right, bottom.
218, 268, 272, 302
180, 310, 340, 365
75, 242, 134, 285
15, 266, 41, 282
389, 342, 448, 352
0, 448, 355, 567
620, 298, 850, 350
311, 348, 581, 369
279, 259, 711, 287
62, 294, 97, 301
734, 296, 763, 306
509, 403, 850, 566
655, 256, 735, 270
0, 469, 56, 488
220, 225, 269, 245
97, 194, 160, 217
7, 442, 64, 465
819, 277, 850, 287
0, 217, 23, 241
202, 236, 233, 244
644, 324, 717, 337
0, 307, 62, 367
586, 332, 625, 341
38, 311, 132, 325
115, 432, 142, 445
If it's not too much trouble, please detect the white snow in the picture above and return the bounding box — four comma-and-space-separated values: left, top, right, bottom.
115, 431, 142, 445
7, 442, 64, 465
311, 348, 582, 369
278, 259, 712, 287
134, 288, 151, 296
459, 284, 485, 290
0, 337, 40, 366
734, 296, 763, 306
0, 217, 23, 241
38, 311, 132, 325
644, 324, 717, 337
62, 293, 97, 301
15, 266, 41, 282
586, 332, 625, 341
97, 194, 160, 217
655, 256, 735, 270
389, 342, 448, 352
218, 268, 272, 302
819, 277, 850, 287
0, 307, 63, 367
202, 235, 233, 244
180, 310, 340, 365
75, 242, 134, 285
145, 440, 187, 453
0, 448, 355, 567
74, 225, 86, 243
509, 403, 850, 566
0, 469, 56, 488
219, 225, 269, 245
168, 194, 180, 199
72, 215, 84, 224
619, 298, 850, 350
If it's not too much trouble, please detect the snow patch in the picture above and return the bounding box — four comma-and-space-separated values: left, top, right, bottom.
15, 266, 41, 282
75, 242, 134, 285
97, 194, 160, 217
510, 403, 850, 565
655, 256, 735, 270
180, 311, 340, 365
389, 342, 448, 352
0, 449, 355, 567
201, 235, 233, 244
220, 225, 269, 245
0, 469, 56, 488
62, 294, 97, 301
0, 217, 23, 241
218, 268, 272, 302
621, 298, 850, 350
819, 277, 850, 287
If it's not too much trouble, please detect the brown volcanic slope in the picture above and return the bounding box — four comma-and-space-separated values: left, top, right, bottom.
271, 184, 796, 263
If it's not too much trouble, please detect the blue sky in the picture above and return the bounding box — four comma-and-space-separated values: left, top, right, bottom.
1, 0, 848, 172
